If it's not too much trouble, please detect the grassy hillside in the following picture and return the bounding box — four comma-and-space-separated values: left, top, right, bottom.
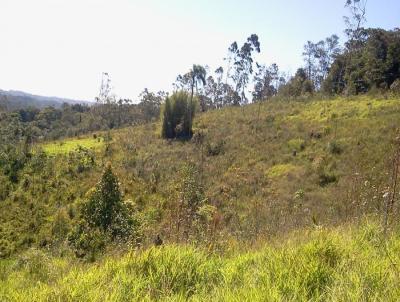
108, 96, 399, 240
1, 96, 399, 256
1, 95, 400, 300
1, 221, 399, 301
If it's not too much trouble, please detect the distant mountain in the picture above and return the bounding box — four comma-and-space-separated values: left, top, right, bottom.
0, 89, 92, 110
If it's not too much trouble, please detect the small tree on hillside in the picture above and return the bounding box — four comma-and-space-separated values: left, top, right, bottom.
69, 163, 137, 257
175, 163, 208, 241
82, 163, 133, 236
189, 65, 206, 126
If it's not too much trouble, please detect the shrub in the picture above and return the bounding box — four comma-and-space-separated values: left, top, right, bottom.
68, 146, 95, 174
68, 221, 106, 259
161, 91, 196, 139
69, 163, 139, 257
0, 239, 13, 258
318, 170, 337, 186
206, 140, 225, 156
0, 175, 11, 201
327, 140, 343, 155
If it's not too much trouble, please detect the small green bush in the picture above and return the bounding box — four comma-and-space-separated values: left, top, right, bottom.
327, 140, 343, 154
0, 240, 13, 259
319, 170, 337, 186
68, 221, 106, 259
206, 140, 225, 156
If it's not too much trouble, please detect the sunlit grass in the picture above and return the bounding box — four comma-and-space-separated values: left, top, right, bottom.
267, 163, 299, 178
41, 136, 104, 155
1, 222, 399, 301
2, 96, 400, 301
284, 97, 400, 122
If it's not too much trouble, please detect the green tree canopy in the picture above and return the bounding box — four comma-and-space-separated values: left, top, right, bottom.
81, 163, 133, 238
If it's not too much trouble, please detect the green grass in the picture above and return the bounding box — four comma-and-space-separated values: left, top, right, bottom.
284, 96, 399, 122
41, 136, 104, 155
2, 96, 400, 300
1, 221, 399, 301
266, 163, 299, 178
2, 96, 400, 256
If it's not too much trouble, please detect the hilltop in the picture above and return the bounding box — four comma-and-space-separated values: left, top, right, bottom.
0, 89, 90, 110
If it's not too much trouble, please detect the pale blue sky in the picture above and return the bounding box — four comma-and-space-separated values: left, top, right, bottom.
0, 0, 398, 101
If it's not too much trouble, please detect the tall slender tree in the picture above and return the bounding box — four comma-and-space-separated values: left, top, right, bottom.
230, 34, 261, 105
344, 0, 368, 51
188, 65, 206, 133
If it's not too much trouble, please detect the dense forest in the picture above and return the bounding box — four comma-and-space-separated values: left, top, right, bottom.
1, 0, 400, 301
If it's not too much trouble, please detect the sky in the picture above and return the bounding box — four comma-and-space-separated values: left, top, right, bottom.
0, 0, 399, 101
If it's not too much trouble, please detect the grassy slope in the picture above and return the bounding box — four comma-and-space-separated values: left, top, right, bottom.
1, 96, 400, 301
109, 96, 400, 239
1, 96, 400, 251
41, 136, 104, 155
1, 221, 400, 301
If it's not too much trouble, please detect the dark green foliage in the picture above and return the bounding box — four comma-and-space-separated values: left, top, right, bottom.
161, 91, 195, 139
322, 56, 347, 94
161, 97, 173, 139
0, 144, 30, 183
252, 63, 279, 102
319, 171, 338, 187
324, 28, 400, 95
206, 140, 225, 156
81, 164, 130, 235
0, 239, 14, 258
69, 163, 138, 257
0, 98, 161, 146
68, 221, 106, 259
68, 146, 95, 174
279, 68, 315, 98
227, 35, 261, 105
327, 141, 343, 155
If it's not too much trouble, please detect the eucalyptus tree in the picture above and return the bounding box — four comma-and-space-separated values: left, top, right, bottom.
303, 41, 317, 83
229, 34, 261, 105
204, 67, 226, 109
188, 65, 207, 131
214, 67, 225, 108
311, 35, 341, 89
302, 35, 341, 90
252, 63, 279, 102
138, 88, 165, 122
344, 0, 368, 51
